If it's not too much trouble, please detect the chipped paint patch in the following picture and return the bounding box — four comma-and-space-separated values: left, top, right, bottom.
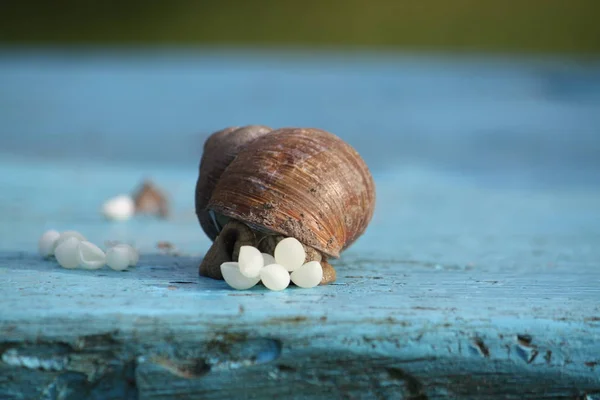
1, 347, 68, 371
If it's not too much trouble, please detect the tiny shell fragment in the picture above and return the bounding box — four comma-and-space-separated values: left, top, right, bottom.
55, 237, 81, 269
260, 264, 291, 291
106, 245, 130, 271
238, 245, 264, 278
78, 241, 106, 270
221, 262, 261, 290
274, 237, 306, 272
291, 261, 323, 288
38, 230, 60, 257
132, 180, 169, 218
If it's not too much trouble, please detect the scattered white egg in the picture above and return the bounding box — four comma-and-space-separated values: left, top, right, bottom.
104, 240, 127, 249
102, 195, 135, 221
221, 262, 261, 290
106, 245, 131, 271
54, 237, 81, 269
55, 231, 86, 249
78, 241, 106, 270
107, 243, 139, 266
261, 253, 276, 266
260, 263, 291, 291
125, 245, 139, 266
104, 240, 119, 248
238, 245, 264, 278
274, 237, 306, 272
291, 261, 323, 288
38, 230, 60, 257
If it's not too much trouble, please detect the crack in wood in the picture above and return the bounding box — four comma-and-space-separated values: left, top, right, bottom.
386, 367, 429, 399
471, 337, 490, 357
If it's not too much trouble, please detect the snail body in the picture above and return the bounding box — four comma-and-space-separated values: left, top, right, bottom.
195, 126, 375, 284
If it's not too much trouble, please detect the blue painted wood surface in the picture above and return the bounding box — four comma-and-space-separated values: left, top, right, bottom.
0, 50, 599, 399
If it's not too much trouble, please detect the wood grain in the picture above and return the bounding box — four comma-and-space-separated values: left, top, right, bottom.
1, 249, 599, 399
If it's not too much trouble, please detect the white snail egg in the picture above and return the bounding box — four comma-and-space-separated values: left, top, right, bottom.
274, 237, 306, 272
106, 245, 131, 271
102, 195, 135, 221
261, 253, 276, 267
54, 237, 82, 269
221, 262, 261, 290
291, 261, 323, 288
55, 231, 86, 249
260, 263, 291, 291
126, 245, 139, 266
77, 241, 106, 270
238, 245, 264, 278
104, 241, 138, 266
38, 230, 60, 257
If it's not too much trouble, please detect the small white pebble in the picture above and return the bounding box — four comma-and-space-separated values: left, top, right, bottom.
54, 237, 81, 269
262, 253, 276, 266
274, 237, 306, 272
55, 231, 86, 249
102, 195, 135, 221
38, 230, 60, 257
291, 261, 323, 288
238, 246, 264, 278
221, 262, 261, 290
260, 264, 291, 291
106, 245, 130, 271
78, 241, 106, 270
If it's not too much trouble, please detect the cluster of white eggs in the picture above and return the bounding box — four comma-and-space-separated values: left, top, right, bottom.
221, 237, 323, 291
38, 230, 138, 271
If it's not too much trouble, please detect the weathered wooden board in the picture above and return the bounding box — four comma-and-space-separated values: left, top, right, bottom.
1, 251, 599, 399
1, 156, 599, 399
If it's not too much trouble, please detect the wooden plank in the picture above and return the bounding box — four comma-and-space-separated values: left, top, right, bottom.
1, 133, 600, 398
1, 249, 599, 399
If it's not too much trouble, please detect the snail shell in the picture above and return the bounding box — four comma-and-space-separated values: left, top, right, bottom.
200, 127, 375, 259
133, 180, 169, 218
195, 125, 273, 240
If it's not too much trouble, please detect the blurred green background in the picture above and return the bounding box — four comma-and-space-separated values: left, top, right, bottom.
1, 0, 599, 54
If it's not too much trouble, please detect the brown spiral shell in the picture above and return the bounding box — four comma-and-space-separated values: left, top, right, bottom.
203, 127, 375, 258
195, 125, 273, 240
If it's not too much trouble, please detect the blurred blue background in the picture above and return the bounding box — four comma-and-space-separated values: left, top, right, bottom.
1, 50, 599, 188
